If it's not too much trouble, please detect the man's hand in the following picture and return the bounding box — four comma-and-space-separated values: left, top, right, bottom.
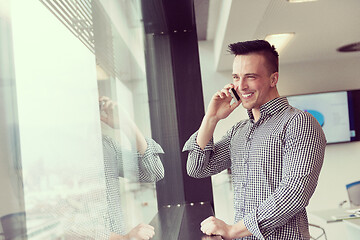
196, 84, 241, 149
200, 216, 252, 240
99, 96, 149, 154
206, 84, 241, 123
99, 96, 120, 129
125, 223, 155, 240
200, 216, 233, 240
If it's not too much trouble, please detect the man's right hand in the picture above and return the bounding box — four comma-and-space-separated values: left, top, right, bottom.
196, 84, 241, 149
99, 96, 120, 129
206, 84, 241, 122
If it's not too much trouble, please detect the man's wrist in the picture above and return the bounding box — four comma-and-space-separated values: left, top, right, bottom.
109, 232, 127, 240
227, 220, 252, 239
227, 224, 238, 239
203, 114, 219, 126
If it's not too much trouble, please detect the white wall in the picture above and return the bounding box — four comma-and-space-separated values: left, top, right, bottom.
279, 57, 360, 96
198, 40, 360, 239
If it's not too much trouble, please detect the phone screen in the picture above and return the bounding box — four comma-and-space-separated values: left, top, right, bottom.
230, 88, 240, 103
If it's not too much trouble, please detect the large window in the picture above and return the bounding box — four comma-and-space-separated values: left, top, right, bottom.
1, 0, 166, 238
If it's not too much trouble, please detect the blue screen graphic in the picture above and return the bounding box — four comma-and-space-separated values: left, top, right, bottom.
288, 91, 350, 144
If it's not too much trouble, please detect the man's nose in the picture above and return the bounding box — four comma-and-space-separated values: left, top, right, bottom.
235, 79, 247, 91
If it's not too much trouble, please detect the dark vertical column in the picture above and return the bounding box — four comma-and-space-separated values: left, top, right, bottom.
349, 90, 360, 142
168, 28, 214, 206
141, 0, 214, 208
144, 33, 187, 206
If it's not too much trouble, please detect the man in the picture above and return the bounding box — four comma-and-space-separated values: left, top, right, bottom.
183, 40, 326, 239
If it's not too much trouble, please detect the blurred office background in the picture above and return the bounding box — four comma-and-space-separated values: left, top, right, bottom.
1, 0, 360, 239
196, 1, 360, 239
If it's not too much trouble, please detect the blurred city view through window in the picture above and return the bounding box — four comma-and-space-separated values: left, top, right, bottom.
1, 0, 162, 239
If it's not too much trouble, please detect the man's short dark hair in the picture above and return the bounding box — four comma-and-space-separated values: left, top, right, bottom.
228, 40, 279, 74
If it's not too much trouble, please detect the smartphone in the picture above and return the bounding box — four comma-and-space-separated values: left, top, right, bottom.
229, 88, 240, 103
99, 100, 105, 110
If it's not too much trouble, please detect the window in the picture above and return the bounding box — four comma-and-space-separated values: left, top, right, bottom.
1, 0, 165, 238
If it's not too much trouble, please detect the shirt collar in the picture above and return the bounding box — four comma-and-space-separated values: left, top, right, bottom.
247, 97, 289, 120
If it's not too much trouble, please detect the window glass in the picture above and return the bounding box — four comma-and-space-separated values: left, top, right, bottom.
0, 0, 165, 238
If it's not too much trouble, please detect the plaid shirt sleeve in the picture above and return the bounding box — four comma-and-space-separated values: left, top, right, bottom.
137, 138, 165, 182
182, 124, 242, 178
102, 137, 164, 235
103, 135, 164, 183
243, 112, 326, 239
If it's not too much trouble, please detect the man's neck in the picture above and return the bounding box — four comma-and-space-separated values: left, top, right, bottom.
251, 94, 280, 122
252, 109, 261, 122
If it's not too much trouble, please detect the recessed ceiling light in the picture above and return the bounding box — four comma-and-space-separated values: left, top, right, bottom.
287, 0, 318, 3
337, 42, 360, 52
264, 33, 295, 53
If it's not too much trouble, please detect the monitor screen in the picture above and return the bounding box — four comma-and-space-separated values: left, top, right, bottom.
287, 90, 359, 144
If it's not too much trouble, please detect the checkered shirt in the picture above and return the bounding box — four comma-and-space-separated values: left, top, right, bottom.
103, 135, 164, 235
183, 97, 326, 239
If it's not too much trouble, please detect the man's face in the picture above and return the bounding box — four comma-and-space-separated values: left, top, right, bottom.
232, 53, 278, 111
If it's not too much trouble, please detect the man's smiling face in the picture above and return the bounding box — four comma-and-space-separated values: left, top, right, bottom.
232, 53, 279, 112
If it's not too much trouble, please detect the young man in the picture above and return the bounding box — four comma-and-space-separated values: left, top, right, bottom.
183, 40, 326, 239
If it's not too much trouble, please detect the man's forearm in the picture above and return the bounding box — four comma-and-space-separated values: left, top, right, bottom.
120, 118, 148, 155
228, 220, 252, 239
134, 126, 147, 155
197, 115, 218, 150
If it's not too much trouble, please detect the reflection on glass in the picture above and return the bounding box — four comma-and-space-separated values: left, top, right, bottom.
99, 96, 164, 181
0, 0, 164, 239
99, 96, 164, 238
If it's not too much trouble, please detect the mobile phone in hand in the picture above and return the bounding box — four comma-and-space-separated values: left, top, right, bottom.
229, 88, 240, 103
99, 100, 105, 111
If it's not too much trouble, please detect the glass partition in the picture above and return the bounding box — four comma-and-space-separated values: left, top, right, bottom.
1, 0, 166, 238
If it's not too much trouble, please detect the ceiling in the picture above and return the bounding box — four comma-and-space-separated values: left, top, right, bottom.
195, 0, 360, 71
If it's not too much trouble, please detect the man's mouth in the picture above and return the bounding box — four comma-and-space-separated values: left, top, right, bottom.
241, 92, 254, 99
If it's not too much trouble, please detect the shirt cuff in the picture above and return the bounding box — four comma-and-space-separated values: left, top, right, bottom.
182, 131, 214, 153
243, 210, 265, 240
137, 138, 165, 182
140, 138, 164, 158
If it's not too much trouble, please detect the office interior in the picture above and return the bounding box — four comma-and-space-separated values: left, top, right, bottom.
1, 0, 360, 239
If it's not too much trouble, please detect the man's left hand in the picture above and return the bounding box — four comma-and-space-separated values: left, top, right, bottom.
200, 216, 233, 240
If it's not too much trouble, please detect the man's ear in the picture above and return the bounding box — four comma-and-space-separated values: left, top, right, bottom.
270, 72, 279, 87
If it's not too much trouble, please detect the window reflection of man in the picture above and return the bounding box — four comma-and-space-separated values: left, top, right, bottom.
99, 96, 164, 240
